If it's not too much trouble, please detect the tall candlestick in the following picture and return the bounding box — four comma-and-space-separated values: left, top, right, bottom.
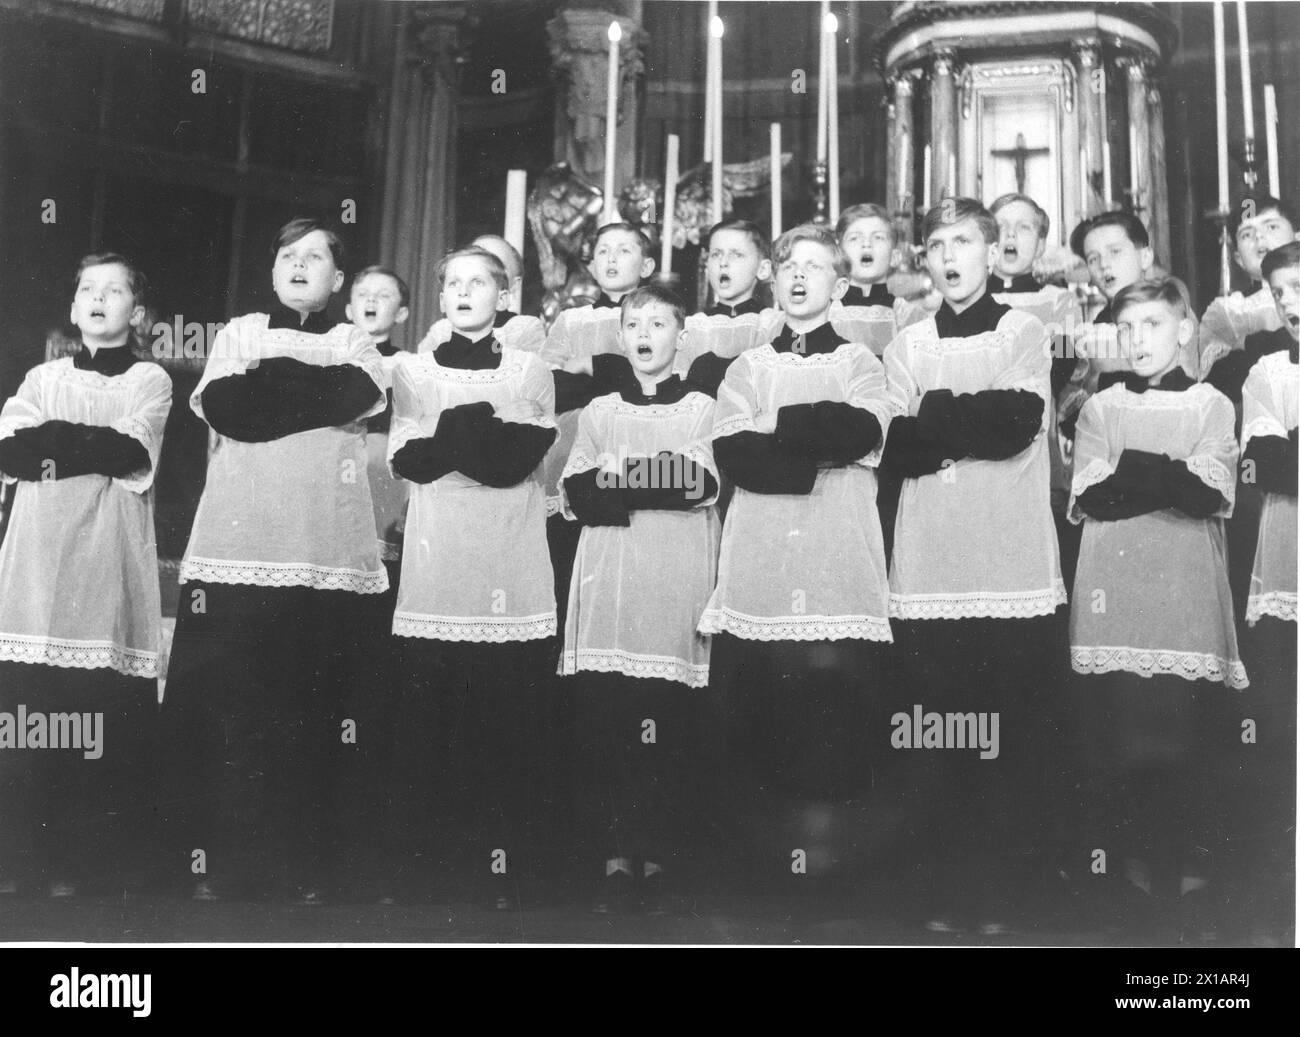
922, 144, 932, 210
770, 122, 782, 237
1264, 83, 1280, 197
710, 16, 724, 225
1214, 2, 1229, 212
1128, 122, 1138, 202
704, 0, 716, 163
1080, 146, 1088, 215
1099, 60, 1113, 204
661, 134, 679, 275
947, 153, 956, 198
898, 131, 910, 211
1237, 1, 1255, 140
604, 20, 622, 225
826, 10, 839, 220
504, 170, 527, 257
816, 0, 829, 163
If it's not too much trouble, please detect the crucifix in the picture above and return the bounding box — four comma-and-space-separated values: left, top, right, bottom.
990, 132, 1050, 194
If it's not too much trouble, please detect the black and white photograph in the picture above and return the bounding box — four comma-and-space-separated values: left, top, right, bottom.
0, 0, 1295, 962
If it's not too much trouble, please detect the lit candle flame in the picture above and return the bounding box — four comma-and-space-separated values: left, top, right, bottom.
823, 12, 838, 33
608, 20, 622, 43
710, 16, 724, 38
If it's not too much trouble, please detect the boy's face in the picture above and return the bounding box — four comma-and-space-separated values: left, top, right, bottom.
347, 273, 409, 340
1266, 264, 1300, 341
925, 216, 997, 310
439, 255, 502, 336
621, 301, 683, 381
272, 229, 344, 313
1117, 299, 1190, 380
774, 239, 847, 324
70, 262, 143, 347
993, 200, 1045, 278
840, 215, 898, 286
1235, 208, 1298, 282
590, 229, 654, 296
707, 229, 771, 305
1082, 224, 1153, 300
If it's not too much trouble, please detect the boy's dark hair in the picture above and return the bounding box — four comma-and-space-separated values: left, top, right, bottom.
706, 218, 770, 260
271, 216, 345, 269
1261, 241, 1300, 283
435, 246, 509, 291
351, 265, 410, 308
772, 223, 850, 279
592, 222, 654, 260
73, 252, 148, 306
989, 192, 1050, 239
835, 203, 896, 245
620, 283, 686, 330
1070, 210, 1149, 260
1112, 276, 1192, 322
1230, 194, 1297, 239
921, 198, 998, 247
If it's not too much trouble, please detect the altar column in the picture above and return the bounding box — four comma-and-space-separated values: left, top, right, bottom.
1073, 38, 1106, 217
378, 3, 472, 345
930, 49, 958, 203
547, 8, 646, 208
1146, 66, 1171, 271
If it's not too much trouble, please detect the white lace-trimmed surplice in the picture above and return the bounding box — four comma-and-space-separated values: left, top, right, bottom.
672, 308, 783, 376
1241, 351, 1298, 625
388, 348, 557, 642
886, 308, 1065, 619
182, 314, 389, 594
1200, 285, 1281, 374
417, 314, 546, 356
698, 342, 895, 642
1068, 382, 1247, 688
559, 391, 721, 687
829, 297, 912, 358
0, 358, 172, 677
539, 305, 624, 514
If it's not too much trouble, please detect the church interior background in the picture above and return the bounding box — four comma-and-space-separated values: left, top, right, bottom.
0, 0, 1295, 585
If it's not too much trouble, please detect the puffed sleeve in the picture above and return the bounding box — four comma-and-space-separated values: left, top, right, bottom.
110, 364, 172, 493
1067, 396, 1118, 524
1198, 296, 1238, 375
539, 309, 573, 369
711, 355, 818, 495
0, 367, 51, 483
1241, 361, 1297, 496
774, 345, 891, 468
502, 316, 546, 355
559, 402, 629, 526
1178, 388, 1238, 518
388, 357, 447, 484
881, 330, 954, 478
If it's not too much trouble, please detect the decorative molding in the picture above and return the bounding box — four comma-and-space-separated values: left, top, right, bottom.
186, 0, 335, 53
58, 0, 165, 18
409, 2, 476, 87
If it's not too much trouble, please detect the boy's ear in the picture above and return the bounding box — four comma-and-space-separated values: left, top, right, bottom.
496, 293, 510, 311
639, 256, 656, 280
831, 275, 850, 302
1032, 237, 1048, 261
888, 246, 902, 271
1177, 316, 1195, 346
1138, 246, 1154, 275
395, 305, 410, 326
985, 241, 1000, 271
129, 304, 145, 329
331, 269, 345, 294
757, 258, 773, 282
